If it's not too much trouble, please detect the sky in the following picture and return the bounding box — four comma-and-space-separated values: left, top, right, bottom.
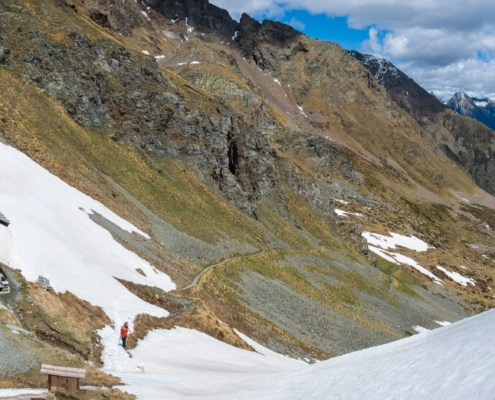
210, 0, 495, 100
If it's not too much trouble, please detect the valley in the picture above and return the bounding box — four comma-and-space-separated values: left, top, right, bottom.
0, 0, 494, 398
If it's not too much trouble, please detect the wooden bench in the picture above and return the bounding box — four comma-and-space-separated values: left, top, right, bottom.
40, 364, 86, 393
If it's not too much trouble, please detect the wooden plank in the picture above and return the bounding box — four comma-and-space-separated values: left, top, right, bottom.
40, 364, 86, 378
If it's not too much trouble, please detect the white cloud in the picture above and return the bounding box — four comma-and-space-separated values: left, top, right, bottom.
288, 17, 306, 30
399, 58, 495, 101
210, 0, 495, 99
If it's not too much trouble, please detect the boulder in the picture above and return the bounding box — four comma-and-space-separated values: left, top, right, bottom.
0, 47, 10, 64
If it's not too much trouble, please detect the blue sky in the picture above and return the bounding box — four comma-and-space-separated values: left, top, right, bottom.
211, 0, 495, 100
279, 11, 369, 51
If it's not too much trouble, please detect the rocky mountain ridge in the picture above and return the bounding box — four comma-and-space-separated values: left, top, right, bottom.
446, 92, 495, 131
348, 50, 495, 195
1, 0, 495, 390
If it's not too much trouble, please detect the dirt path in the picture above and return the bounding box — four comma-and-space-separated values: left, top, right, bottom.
181, 249, 277, 290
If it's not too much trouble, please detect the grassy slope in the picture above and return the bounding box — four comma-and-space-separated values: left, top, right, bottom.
0, 0, 494, 367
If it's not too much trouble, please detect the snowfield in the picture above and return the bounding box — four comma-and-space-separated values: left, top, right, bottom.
239, 308, 495, 400
106, 328, 305, 399
0, 142, 173, 327
1, 142, 495, 399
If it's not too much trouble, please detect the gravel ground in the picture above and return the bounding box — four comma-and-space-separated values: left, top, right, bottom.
238, 271, 397, 356
100, 178, 255, 266
0, 327, 37, 377
236, 250, 468, 357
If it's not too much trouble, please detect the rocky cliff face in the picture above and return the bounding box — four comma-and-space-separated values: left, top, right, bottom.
146, 0, 238, 38
447, 92, 495, 131
349, 50, 495, 194
347, 50, 446, 125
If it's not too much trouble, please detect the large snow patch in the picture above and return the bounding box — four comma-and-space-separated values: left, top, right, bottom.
241, 309, 495, 399
0, 142, 174, 325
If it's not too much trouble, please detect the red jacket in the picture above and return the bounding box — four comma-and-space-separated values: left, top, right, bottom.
121, 326, 129, 338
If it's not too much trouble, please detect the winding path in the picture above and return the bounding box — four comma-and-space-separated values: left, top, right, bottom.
181, 249, 277, 290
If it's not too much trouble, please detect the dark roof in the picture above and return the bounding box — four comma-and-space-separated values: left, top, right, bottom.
0, 212, 10, 227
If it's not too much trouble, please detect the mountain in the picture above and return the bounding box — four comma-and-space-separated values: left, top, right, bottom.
347, 50, 447, 124
0, 0, 495, 397
447, 92, 495, 131
349, 50, 495, 195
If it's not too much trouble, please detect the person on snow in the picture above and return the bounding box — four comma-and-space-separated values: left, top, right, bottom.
120, 322, 131, 349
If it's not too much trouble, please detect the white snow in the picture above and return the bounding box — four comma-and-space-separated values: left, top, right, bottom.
232, 30, 238, 41
435, 320, 451, 327
239, 309, 495, 399
436, 266, 476, 286
0, 389, 46, 397
190, 61, 201, 65
103, 327, 305, 399
140, 11, 150, 21
392, 253, 442, 284
3, 140, 495, 399
412, 325, 429, 334
163, 30, 180, 40
154, 55, 165, 60
142, 50, 149, 55
368, 245, 398, 264
0, 142, 174, 329
361, 54, 399, 86
333, 198, 349, 204
335, 209, 363, 217
273, 78, 281, 85
185, 17, 193, 33
363, 231, 432, 252
297, 105, 307, 118
365, 232, 442, 283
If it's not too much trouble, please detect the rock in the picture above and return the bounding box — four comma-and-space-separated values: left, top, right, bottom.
0, 47, 10, 64
237, 16, 303, 70
37, 275, 51, 289
86, 8, 111, 29
147, 0, 239, 40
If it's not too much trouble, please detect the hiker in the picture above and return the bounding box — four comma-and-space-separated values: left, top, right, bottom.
120, 322, 130, 349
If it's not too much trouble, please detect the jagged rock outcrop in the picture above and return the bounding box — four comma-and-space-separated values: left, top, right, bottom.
347, 50, 446, 125
447, 92, 495, 131
83, 0, 152, 34
1, 7, 338, 223
145, 0, 238, 39
349, 50, 495, 195
236, 15, 305, 71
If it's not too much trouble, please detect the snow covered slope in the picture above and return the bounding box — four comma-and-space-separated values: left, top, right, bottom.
105, 327, 305, 399
0, 142, 174, 326
1, 140, 493, 399
242, 308, 495, 399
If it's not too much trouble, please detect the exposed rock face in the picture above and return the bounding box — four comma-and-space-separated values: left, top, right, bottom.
236, 15, 304, 71
145, 0, 239, 38
447, 92, 495, 131
83, 0, 152, 34
347, 50, 446, 125
0, 47, 10, 64
5, 17, 335, 222
349, 50, 495, 195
